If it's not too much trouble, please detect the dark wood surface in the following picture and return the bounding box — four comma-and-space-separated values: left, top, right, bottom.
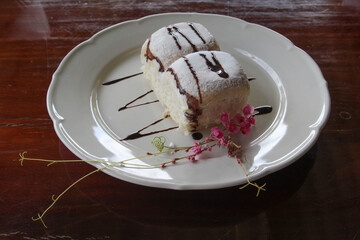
1, 0, 359, 239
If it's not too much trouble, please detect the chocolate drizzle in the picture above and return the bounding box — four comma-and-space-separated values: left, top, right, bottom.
172, 26, 198, 52
254, 105, 273, 115
167, 68, 201, 130
121, 115, 178, 141
165, 51, 231, 131
199, 52, 229, 78
102, 72, 143, 86
118, 90, 159, 111
146, 23, 209, 73
167, 27, 182, 50
145, 39, 165, 72
167, 23, 207, 52
192, 132, 203, 140
183, 57, 202, 103
188, 23, 206, 44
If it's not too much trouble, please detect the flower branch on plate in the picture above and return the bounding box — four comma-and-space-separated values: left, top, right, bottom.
149, 104, 265, 193
18, 104, 265, 228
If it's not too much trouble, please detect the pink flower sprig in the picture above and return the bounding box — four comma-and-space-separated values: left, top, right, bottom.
19, 106, 264, 228
210, 104, 256, 158
148, 104, 264, 195
209, 104, 265, 194
154, 140, 216, 168
153, 104, 264, 195
150, 104, 257, 166
219, 104, 256, 136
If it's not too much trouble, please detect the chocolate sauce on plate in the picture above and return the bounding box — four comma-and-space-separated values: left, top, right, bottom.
118, 90, 159, 111
254, 105, 273, 115
121, 115, 178, 141
192, 132, 203, 140
102, 72, 143, 86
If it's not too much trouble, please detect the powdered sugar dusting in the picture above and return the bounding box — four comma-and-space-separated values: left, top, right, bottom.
168, 51, 248, 103
141, 23, 250, 132
146, 22, 219, 70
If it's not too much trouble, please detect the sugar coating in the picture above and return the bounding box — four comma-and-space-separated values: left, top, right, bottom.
140, 22, 219, 70
170, 51, 248, 103
140, 23, 250, 133
159, 51, 250, 132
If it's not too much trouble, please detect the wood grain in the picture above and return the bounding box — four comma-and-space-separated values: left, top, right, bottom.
0, 0, 359, 239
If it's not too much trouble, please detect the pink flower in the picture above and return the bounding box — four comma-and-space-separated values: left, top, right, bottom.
192, 147, 202, 154
248, 116, 256, 126
191, 142, 203, 154
218, 137, 228, 146
234, 113, 245, 124
210, 126, 224, 139
243, 104, 255, 116
220, 112, 230, 126
227, 121, 239, 134
240, 122, 252, 135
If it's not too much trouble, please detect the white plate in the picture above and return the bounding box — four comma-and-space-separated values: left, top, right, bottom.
47, 13, 330, 190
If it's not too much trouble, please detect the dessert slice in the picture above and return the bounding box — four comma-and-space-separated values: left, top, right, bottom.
140, 22, 220, 91
157, 50, 250, 133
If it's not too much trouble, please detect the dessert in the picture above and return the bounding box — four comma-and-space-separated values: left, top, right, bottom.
158, 51, 249, 132
141, 22, 250, 133
141, 22, 220, 90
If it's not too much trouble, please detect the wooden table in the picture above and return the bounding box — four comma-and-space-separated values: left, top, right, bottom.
1, 1, 359, 239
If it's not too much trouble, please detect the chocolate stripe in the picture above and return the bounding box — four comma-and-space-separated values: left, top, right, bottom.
167, 68, 201, 131
172, 26, 198, 52
167, 27, 182, 50
145, 38, 165, 72
183, 57, 202, 104
199, 52, 229, 78
188, 23, 206, 44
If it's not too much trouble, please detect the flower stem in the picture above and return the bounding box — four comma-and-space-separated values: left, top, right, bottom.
237, 159, 266, 196
32, 163, 111, 228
